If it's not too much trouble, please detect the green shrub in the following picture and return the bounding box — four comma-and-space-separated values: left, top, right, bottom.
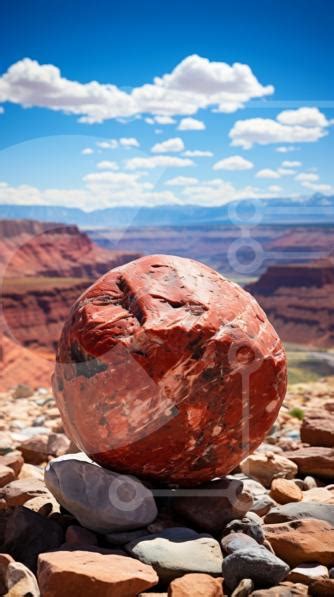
289, 406, 304, 420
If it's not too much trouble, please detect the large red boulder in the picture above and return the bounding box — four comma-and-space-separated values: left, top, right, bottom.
53, 255, 287, 486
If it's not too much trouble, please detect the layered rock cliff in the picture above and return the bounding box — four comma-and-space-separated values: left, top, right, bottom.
0, 219, 141, 390
247, 259, 334, 348
0, 219, 140, 279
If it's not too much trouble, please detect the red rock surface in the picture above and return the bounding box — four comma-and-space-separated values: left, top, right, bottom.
285, 447, 334, 478
54, 254, 287, 486
300, 415, 334, 447
168, 573, 224, 596
264, 519, 334, 567
37, 551, 158, 597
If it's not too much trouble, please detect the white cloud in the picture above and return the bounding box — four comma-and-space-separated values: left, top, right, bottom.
295, 172, 319, 182
230, 107, 331, 149
256, 168, 281, 179
281, 160, 301, 167
165, 176, 199, 186
83, 170, 148, 187
96, 137, 139, 150
119, 137, 140, 148
213, 155, 254, 171
156, 116, 175, 124
276, 146, 299, 153
301, 181, 334, 194
96, 160, 119, 170
277, 168, 296, 176
183, 149, 213, 157
0, 106, 4, 114
180, 178, 284, 206
0, 168, 328, 211
0, 176, 278, 210
81, 147, 94, 155
277, 107, 328, 128
151, 137, 185, 153
97, 140, 119, 149
125, 155, 193, 170
82, 170, 180, 207
178, 117, 206, 130
146, 115, 175, 125
0, 55, 273, 123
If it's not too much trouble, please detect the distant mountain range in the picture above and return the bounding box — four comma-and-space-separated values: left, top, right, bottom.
0, 194, 333, 228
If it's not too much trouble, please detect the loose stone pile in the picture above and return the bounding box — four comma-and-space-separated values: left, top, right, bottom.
0, 379, 333, 595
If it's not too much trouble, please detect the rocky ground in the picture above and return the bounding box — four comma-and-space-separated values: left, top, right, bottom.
0, 378, 333, 596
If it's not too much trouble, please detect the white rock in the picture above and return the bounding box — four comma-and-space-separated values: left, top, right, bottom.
288, 563, 329, 585
6, 561, 40, 596
45, 454, 158, 533
240, 452, 298, 488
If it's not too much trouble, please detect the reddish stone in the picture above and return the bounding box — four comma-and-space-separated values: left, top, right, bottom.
285, 447, 334, 479
301, 416, 334, 447
37, 551, 158, 596
53, 255, 287, 486
168, 573, 224, 596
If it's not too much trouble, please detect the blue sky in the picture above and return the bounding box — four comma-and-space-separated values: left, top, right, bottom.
0, 0, 333, 210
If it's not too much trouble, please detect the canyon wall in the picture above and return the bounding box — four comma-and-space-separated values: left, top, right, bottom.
247, 259, 334, 348
0, 219, 141, 390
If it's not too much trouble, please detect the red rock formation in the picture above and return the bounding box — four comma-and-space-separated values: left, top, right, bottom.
0, 219, 140, 280
1, 279, 90, 352
0, 219, 141, 390
0, 334, 53, 391
53, 254, 287, 486
247, 258, 334, 348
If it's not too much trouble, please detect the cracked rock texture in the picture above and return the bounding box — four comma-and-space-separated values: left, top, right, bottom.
53, 254, 287, 486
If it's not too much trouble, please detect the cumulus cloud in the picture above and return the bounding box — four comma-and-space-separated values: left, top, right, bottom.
277, 107, 328, 128
0, 55, 273, 123
213, 155, 254, 171
183, 149, 213, 157
96, 160, 119, 170
281, 160, 301, 167
146, 115, 176, 124
230, 107, 331, 149
96, 137, 139, 150
180, 178, 284, 206
125, 155, 193, 170
0, 175, 283, 210
268, 185, 282, 193
119, 137, 140, 148
301, 181, 334, 194
276, 146, 299, 153
256, 168, 281, 179
178, 117, 206, 130
96, 140, 119, 149
81, 147, 94, 155
295, 172, 319, 182
151, 137, 185, 153
82, 171, 181, 207
165, 176, 199, 186
277, 168, 296, 176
